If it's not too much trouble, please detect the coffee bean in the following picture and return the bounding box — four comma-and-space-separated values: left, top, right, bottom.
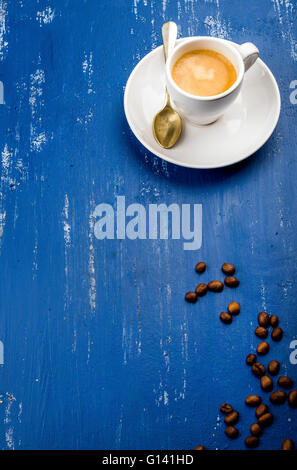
220, 312, 232, 324
282, 439, 294, 451
261, 375, 273, 392
270, 390, 287, 404
220, 403, 233, 414
195, 283, 208, 297
228, 301, 240, 315
255, 326, 268, 339
185, 292, 198, 303
194, 445, 206, 450
271, 327, 283, 341
195, 262, 206, 274
208, 280, 224, 292
258, 312, 270, 327
225, 426, 239, 439
246, 353, 257, 366
258, 412, 273, 427
288, 390, 297, 408
252, 362, 266, 377
270, 315, 279, 327
222, 263, 235, 275
224, 276, 239, 288
250, 423, 262, 437
268, 360, 280, 376
245, 395, 262, 407
277, 376, 293, 390
224, 411, 239, 425
257, 341, 270, 355
245, 436, 259, 448
255, 404, 269, 419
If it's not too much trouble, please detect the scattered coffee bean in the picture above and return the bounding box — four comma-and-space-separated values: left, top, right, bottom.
228, 301, 240, 315
270, 390, 287, 404
250, 423, 262, 437
255, 326, 268, 339
220, 403, 233, 414
225, 426, 239, 439
271, 327, 283, 341
257, 341, 270, 355
208, 280, 224, 292
252, 362, 266, 377
268, 360, 280, 376
220, 312, 232, 324
224, 411, 239, 425
270, 315, 279, 327
261, 375, 273, 392
277, 376, 293, 390
246, 353, 257, 366
194, 445, 206, 450
195, 262, 206, 274
245, 395, 262, 407
195, 283, 208, 297
185, 292, 198, 303
288, 390, 297, 408
256, 346, 270, 361
258, 312, 270, 327
258, 412, 273, 427
255, 403, 268, 419
224, 276, 239, 288
222, 263, 235, 275
245, 436, 259, 448
282, 439, 294, 451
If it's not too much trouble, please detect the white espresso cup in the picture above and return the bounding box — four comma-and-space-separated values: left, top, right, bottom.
166, 37, 259, 125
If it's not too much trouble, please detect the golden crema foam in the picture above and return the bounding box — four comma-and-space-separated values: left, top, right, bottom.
172, 49, 237, 97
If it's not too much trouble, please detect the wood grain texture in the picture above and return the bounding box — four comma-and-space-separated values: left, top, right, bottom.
0, 0, 296, 450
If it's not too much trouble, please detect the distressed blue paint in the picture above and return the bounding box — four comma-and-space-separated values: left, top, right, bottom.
0, 0, 296, 450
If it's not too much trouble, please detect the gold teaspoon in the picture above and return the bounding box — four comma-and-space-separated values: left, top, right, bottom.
153, 22, 182, 149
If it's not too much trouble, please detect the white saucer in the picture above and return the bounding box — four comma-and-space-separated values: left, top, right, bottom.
124, 38, 281, 169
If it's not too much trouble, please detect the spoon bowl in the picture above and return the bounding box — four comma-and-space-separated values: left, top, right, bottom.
153, 103, 182, 149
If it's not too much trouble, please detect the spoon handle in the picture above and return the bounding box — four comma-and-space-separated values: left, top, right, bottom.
162, 22, 177, 106
161, 21, 178, 63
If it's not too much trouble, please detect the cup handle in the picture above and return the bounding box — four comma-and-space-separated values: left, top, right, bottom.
239, 42, 259, 72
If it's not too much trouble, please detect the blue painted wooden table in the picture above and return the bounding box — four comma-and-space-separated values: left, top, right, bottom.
0, 0, 296, 450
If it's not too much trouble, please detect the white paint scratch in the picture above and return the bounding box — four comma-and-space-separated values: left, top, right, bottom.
122, 324, 127, 365
0, 210, 6, 238
88, 205, 96, 314
29, 69, 45, 116
32, 228, 38, 280
4, 393, 16, 450
77, 52, 95, 126
30, 128, 47, 152
163, 390, 169, 405
36, 6, 55, 26
132, 0, 140, 19
1, 143, 12, 174
260, 280, 267, 311
115, 406, 124, 446
62, 194, 72, 341
17, 402, 22, 423
204, 15, 230, 39
76, 109, 93, 125
82, 51, 94, 95
272, 0, 297, 60
29, 67, 48, 152
0, 143, 12, 246
62, 194, 71, 247
0, 1, 8, 61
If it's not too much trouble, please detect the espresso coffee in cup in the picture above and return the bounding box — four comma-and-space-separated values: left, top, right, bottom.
171, 49, 237, 97
166, 37, 259, 125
